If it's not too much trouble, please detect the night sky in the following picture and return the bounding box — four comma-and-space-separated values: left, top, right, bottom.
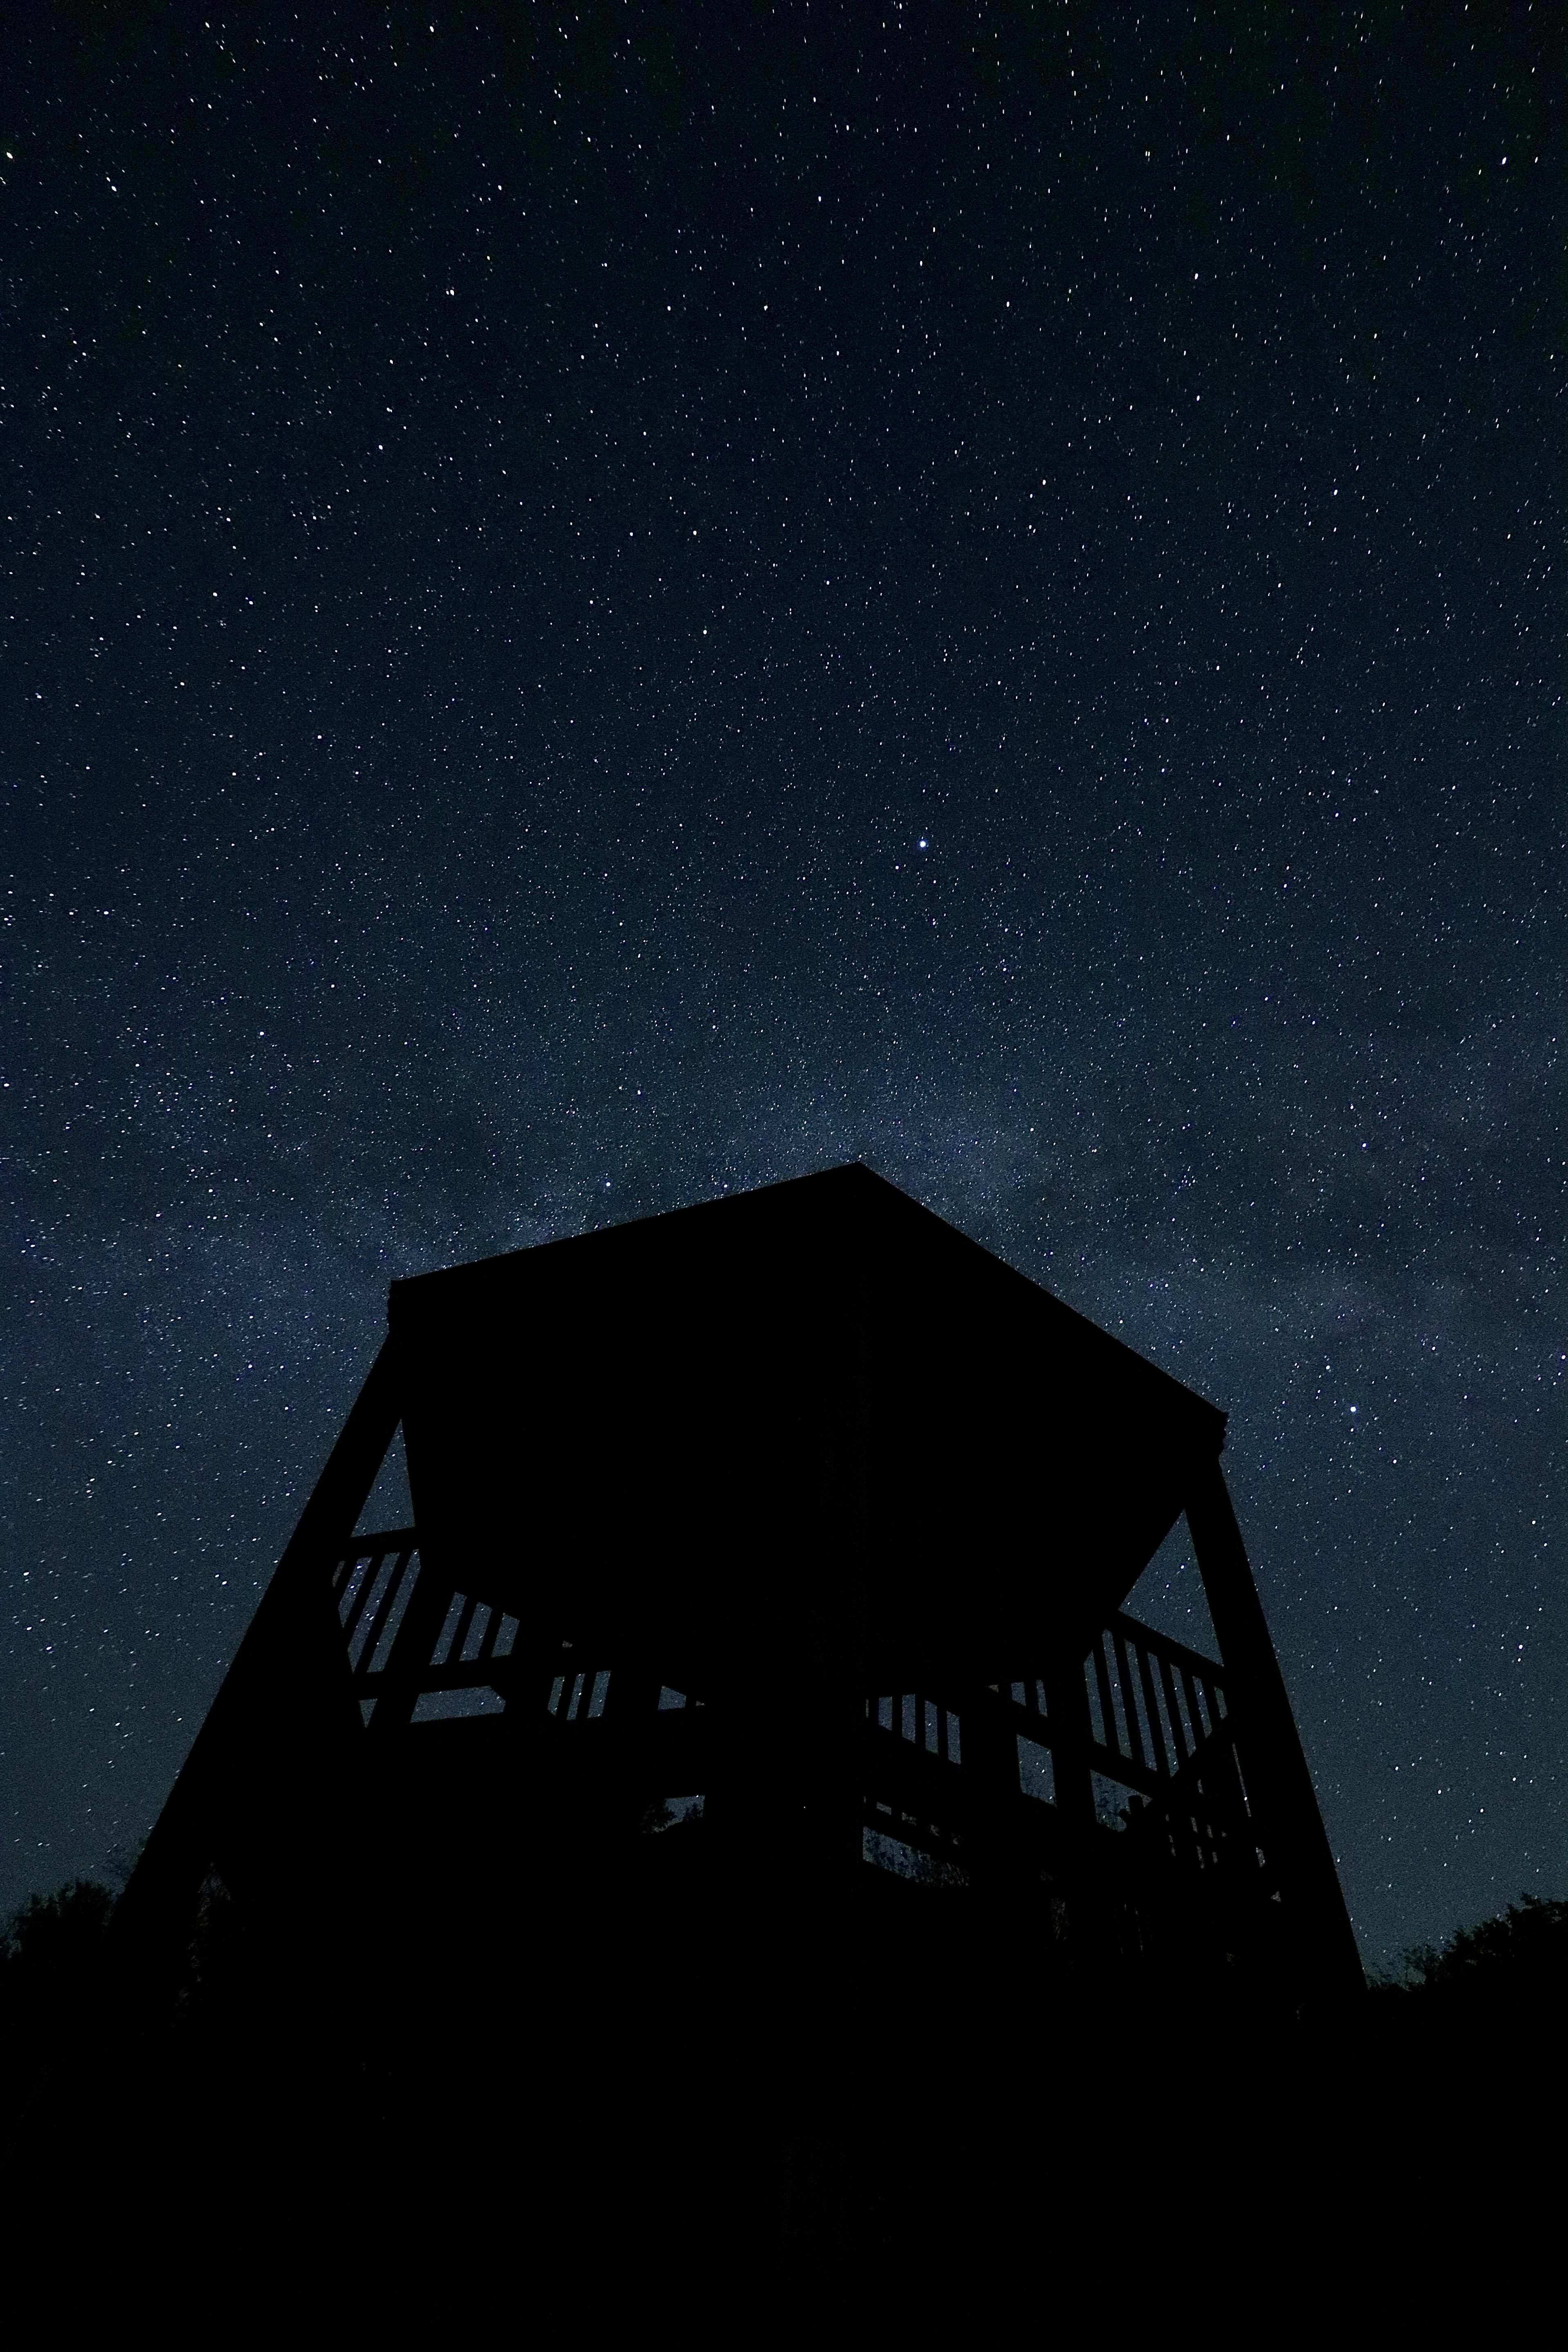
3, 4, 1560, 1966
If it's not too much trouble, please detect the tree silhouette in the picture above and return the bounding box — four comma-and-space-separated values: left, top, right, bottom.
0, 1878, 114, 2134
1377, 1891, 1568, 2015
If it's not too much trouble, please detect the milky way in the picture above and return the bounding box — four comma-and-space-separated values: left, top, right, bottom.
3, 6, 1560, 1962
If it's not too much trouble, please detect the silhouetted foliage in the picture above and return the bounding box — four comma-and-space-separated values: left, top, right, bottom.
1374, 1892, 1568, 2016
0, 1878, 115, 2126
176, 1872, 246, 2018
1, 1877, 114, 1997
2, 1861, 1563, 2320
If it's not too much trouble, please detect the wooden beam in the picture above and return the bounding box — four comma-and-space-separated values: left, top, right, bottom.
107, 1335, 404, 1995
1184, 1455, 1364, 1999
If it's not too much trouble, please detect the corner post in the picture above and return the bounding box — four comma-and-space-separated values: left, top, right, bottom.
106, 1334, 405, 1995
1184, 1452, 1363, 2000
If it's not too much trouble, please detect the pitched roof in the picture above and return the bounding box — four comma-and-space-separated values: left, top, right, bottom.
389, 1164, 1225, 1682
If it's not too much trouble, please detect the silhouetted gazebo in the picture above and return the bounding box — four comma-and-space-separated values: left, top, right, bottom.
115, 1165, 1359, 2049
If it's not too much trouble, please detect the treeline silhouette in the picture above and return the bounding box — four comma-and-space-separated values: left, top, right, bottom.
3, 1872, 1563, 2321
1373, 1890, 1568, 2000
9, 1871, 1564, 2086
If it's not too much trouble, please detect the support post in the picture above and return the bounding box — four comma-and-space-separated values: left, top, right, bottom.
1184, 1452, 1363, 2000
107, 1335, 404, 1996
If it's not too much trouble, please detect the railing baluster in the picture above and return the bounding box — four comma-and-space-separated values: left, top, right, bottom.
362, 1549, 419, 1678
354, 1548, 416, 1677
1157, 1654, 1189, 1765
1093, 1634, 1121, 1759
1175, 1664, 1200, 1758
1134, 1637, 1171, 1778
341, 1551, 388, 1650
441, 1597, 476, 1668
1115, 1631, 1150, 1771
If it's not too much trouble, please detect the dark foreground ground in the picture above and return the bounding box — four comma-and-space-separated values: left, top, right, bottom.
4, 1885, 1563, 2331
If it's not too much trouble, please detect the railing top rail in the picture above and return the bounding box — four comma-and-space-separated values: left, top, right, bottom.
340, 1528, 419, 1557
1110, 1608, 1225, 1688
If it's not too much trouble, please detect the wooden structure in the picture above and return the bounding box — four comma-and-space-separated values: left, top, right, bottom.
111, 1165, 1361, 2127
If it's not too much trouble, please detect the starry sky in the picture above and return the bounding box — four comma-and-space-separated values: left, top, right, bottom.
2, 4, 1560, 1965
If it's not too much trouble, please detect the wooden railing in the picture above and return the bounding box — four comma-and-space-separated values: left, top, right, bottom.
332, 1546, 1263, 1896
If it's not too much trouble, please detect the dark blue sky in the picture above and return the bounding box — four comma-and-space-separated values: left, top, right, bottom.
3, 2, 1561, 1964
